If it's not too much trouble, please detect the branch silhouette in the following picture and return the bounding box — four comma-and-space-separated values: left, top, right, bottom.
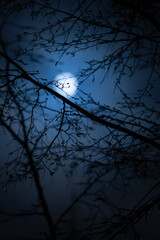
0, 1, 160, 239
1, 51, 159, 150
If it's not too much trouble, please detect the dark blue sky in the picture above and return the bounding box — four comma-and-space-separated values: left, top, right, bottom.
0, 0, 160, 239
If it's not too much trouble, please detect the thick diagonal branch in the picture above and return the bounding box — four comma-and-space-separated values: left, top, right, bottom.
0, 51, 160, 149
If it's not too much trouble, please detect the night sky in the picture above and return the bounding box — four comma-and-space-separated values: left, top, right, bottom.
0, 0, 160, 240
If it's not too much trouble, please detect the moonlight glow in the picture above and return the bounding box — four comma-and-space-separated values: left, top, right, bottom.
54, 72, 78, 98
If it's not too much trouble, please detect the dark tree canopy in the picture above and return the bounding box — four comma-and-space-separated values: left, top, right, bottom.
0, 0, 160, 239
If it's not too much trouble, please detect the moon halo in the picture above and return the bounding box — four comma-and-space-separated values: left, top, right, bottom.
54, 72, 78, 98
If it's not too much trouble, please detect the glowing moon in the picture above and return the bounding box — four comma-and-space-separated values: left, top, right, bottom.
54, 72, 78, 98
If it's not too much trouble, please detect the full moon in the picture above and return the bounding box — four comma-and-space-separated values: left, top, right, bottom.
54, 72, 78, 98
